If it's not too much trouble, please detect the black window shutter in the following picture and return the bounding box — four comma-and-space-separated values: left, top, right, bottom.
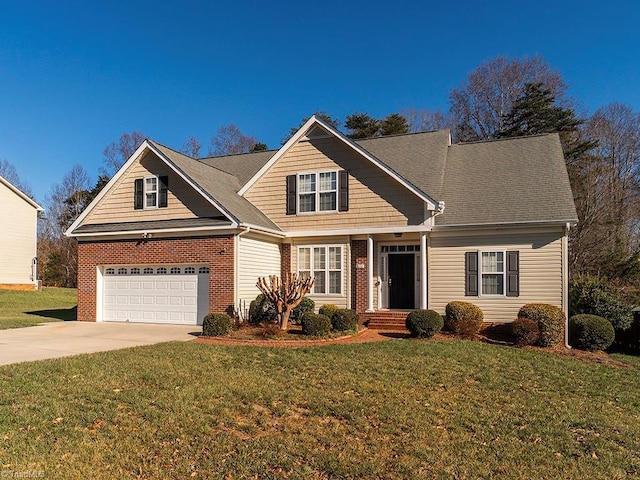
338, 170, 349, 212
506, 250, 520, 297
465, 251, 478, 296
286, 174, 296, 215
159, 175, 168, 208
134, 178, 143, 209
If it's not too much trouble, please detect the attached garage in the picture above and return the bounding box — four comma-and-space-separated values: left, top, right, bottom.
101, 265, 209, 325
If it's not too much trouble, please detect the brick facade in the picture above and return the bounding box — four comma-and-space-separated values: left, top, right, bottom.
280, 243, 292, 276
77, 235, 235, 322
351, 239, 368, 314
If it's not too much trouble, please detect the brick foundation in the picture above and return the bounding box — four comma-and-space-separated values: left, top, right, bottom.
77, 235, 235, 322
351, 240, 368, 314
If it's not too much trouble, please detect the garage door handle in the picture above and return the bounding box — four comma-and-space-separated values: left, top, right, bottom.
388, 277, 392, 286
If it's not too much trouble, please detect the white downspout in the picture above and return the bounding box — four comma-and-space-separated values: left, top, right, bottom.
235, 226, 251, 314
367, 234, 374, 312
563, 222, 571, 349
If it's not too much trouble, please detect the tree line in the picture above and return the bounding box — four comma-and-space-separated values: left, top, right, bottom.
1, 54, 637, 299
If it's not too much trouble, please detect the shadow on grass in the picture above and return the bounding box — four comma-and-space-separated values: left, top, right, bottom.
26, 306, 77, 321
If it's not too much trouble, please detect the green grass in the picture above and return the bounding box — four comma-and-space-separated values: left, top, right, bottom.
0, 340, 639, 479
0, 287, 77, 329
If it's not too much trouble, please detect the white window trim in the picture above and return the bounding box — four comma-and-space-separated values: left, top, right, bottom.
479, 249, 506, 297
297, 170, 338, 215
297, 245, 343, 295
144, 175, 159, 209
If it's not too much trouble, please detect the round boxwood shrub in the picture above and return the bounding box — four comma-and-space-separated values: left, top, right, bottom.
405, 309, 444, 338
248, 294, 276, 325
202, 313, 233, 337
301, 312, 331, 337
569, 314, 615, 351
331, 309, 358, 332
290, 296, 315, 325
319, 304, 340, 318
569, 274, 633, 331
444, 301, 484, 336
517, 303, 565, 347
512, 317, 540, 346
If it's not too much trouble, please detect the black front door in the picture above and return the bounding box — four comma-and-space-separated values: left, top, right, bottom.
388, 253, 415, 309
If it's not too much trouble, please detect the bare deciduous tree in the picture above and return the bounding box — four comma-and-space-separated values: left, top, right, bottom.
257, 273, 315, 330
0, 158, 33, 198
402, 108, 452, 133
102, 131, 145, 176
181, 135, 203, 158
449, 55, 568, 142
210, 124, 259, 156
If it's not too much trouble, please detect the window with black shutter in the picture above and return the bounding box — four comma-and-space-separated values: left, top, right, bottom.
338, 170, 349, 212
286, 174, 296, 215
465, 251, 478, 296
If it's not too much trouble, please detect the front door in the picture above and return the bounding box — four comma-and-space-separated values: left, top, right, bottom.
388, 253, 415, 309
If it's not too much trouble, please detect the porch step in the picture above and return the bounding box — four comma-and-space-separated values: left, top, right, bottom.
362, 311, 410, 332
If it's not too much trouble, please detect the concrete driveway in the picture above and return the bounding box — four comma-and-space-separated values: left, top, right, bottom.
0, 322, 199, 366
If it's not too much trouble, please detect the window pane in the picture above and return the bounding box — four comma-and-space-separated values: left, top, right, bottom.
143, 267, 153, 274
319, 172, 336, 191
298, 174, 316, 193
313, 271, 326, 293
482, 274, 504, 295
298, 248, 311, 270
299, 270, 311, 281
145, 177, 157, 191
328, 247, 341, 269
146, 193, 157, 208
314, 248, 326, 269
319, 192, 336, 211
157, 267, 167, 274
329, 271, 341, 294
299, 193, 315, 212
482, 251, 504, 273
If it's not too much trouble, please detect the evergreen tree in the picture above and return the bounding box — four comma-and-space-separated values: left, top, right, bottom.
250, 142, 268, 152
380, 113, 409, 136
497, 82, 595, 161
345, 112, 380, 139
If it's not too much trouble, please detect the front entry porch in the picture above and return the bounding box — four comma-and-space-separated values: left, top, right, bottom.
361, 310, 411, 331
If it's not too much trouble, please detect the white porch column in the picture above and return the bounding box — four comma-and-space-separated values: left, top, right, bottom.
367, 234, 374, 312
420, 231, 427, 309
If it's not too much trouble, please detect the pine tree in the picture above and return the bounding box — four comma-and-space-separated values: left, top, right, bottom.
345, 112, 380, 139
380, 113, 409, 136
497, 82, 596, 161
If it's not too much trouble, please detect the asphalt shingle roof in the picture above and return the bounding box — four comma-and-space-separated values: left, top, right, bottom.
74, 217, 231, 234
436, 133, 578, 226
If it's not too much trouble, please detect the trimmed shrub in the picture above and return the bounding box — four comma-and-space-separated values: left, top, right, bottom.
331, 309, 358, 332
569, 314, 615, 351
301, 313, 331, 337
444, 301, 484, 336
248, 294, 277, 325
319, 304, 340, 318
290, 296, 315, 325
202, 313, 233, 337
405, 309, 444, 338
512, 317, 540, 346
518, 303, 565, 347
569, 274, 633, 331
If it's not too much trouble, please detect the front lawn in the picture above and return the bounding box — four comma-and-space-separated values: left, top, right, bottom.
0, 287, 77, 329
0, 340, 639, 478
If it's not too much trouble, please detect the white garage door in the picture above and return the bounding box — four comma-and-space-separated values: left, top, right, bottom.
102, 265, 209, 325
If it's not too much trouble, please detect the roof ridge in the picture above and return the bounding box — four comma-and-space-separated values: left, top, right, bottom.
355, 129, 450, 142
199, 148, 279, 161
454, 132, 556, 146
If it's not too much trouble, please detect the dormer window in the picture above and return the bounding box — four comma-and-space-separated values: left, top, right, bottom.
145, 176, 158, 208
287, 170, 347, 215
134, 175, 169, 210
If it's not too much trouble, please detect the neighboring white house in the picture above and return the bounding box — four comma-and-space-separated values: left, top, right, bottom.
0, 176, 43, 289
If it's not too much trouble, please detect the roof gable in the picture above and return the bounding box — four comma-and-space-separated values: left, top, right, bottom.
0, 177, 43, 211
238, 116, 439, 209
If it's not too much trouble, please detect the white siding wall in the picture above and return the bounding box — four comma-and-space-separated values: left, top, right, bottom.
237, 235, 281, 311
0, 183, 38, 285
429, 228, 564, 323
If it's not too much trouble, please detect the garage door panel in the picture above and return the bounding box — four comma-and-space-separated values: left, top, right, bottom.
101, 266, 209, 325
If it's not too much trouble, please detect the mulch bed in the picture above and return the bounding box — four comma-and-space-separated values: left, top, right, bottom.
195, 324, 636, 369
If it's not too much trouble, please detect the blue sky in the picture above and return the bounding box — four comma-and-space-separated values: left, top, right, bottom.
1, 0, 639, 203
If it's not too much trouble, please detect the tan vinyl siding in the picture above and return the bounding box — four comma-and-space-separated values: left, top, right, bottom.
429, 229, 564, 323
237, 235, 281, 310
82, 151, 221, 225
0, 183, 37, 285
245, 137, 425, 230
289, 236, 350, 309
